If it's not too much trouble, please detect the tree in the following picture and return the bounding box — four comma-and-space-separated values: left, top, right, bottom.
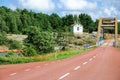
62, 14, 74, 26
20, 9, 29, 33
23, 44, 37, 57
0, 16, 9, 32
0, 6, 98, 34
7, 13, 18, 34
0, 32, 8, 45
0, 32, 22, 49
49, 13, 62, 31
25, 26, 55, 54
94, 19, 99, 31
79, 14, 94, 33
118, 22, 120, 34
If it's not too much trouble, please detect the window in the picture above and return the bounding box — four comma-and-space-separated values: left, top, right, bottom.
77, 27, 79, 31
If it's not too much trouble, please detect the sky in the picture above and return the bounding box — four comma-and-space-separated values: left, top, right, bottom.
0, 0, 120, 20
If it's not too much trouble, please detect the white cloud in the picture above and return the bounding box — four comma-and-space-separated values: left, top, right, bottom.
104, 7, 117, 16
58, 0, 120, 20
19, 0, 55, 11
60, 11, 82, 17
9, 4, 17, 10
16, 0, 120, 20
59, 0, 97, 10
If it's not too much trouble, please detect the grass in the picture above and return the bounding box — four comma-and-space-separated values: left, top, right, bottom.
0, 47, 95, 65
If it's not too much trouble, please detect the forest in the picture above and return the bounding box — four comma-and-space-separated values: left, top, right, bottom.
0, 6, 99, 34
0, 6, 120, 56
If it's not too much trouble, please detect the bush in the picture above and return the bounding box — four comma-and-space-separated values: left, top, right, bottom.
77, 36, 81, 39
0, 32, 22, 49
0, 56, 34, 64
7, 51, 15, 57
7, 40, 22, 49
62, 46, 69, 51
0, 57, 9, 64
0, 32, 8, 45
25, 27, 55, 54
23, 45, 37, 57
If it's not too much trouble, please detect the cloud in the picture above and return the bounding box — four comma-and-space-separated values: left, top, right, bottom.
8, 4, 17, 10
104, 7, 117, 16
59, 0, 97, 10
59, 0, 120, 20
6, 0, 120, 20
19, 0, 55, 11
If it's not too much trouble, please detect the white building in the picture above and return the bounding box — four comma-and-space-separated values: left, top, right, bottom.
71, 23, 83, 36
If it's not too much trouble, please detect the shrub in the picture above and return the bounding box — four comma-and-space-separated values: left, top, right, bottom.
7, 40, 22, 49
22, 45, 37, 57
0, 56, 34, 64
0, 32, 22, 49
7, 51, 15, 57
25, 27, 55, 54
0, 57, 9, 64
77, 36, 81, 39
62, 46, 69, 51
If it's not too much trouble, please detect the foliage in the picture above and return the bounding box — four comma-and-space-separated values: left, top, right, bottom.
22, 44, 37, 57
62, 14, 74, 26
0, 48, 93, 64
79, 13, 95, 33
0, 32, 8, 45
118, 22, 120, 34
49, 13, 62, 31
7, 39, 22, 49
7, 51, 15, 56
0, 6, 99, 34
0, 32, 22, 49
0, 56, 34, 64
25, 26, 55, 54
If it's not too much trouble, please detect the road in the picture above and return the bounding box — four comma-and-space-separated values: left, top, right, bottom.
0, 40, 120, 80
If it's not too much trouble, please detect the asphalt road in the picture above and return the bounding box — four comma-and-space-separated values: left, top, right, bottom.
0, 40, 120, 80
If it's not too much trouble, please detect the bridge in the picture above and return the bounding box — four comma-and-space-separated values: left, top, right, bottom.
97, 17, 118, 46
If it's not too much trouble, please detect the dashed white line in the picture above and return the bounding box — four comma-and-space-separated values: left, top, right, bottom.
25, 69, 31, 71
45, 64, 48, 65
36, 66, 40, 68
51, 62, 55, 63
58, 73, 70, 80
89, 58, 93, 61
93, 56, 96, 58
83, 62, 88, 65
10, 73, 16, 76
74, 66, 80, 70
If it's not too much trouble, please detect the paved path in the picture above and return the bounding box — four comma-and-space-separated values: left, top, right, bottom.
0, 41, 120, 80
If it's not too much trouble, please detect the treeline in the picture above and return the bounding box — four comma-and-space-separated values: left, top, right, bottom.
0, 6, 99, 34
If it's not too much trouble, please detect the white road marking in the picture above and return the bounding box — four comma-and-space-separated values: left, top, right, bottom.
58, 73, 70, 80
93, 56, 96, 58
25, 69, 31, 71
36, 66, 40, 68
10, 73, 16, 76
52, 62, 55, 63
45, 64, 48, 65
83, 62, 88, 65
89, 58, 93, 61
74, 66, 80, 70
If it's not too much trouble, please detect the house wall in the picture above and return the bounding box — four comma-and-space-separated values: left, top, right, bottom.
73, 24, 83, 35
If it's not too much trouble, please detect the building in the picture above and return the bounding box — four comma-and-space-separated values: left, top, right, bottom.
71, 23, 83, 36
71, 14, 83, 36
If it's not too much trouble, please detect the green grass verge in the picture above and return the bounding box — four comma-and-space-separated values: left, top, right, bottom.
0, 47, 95, 65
